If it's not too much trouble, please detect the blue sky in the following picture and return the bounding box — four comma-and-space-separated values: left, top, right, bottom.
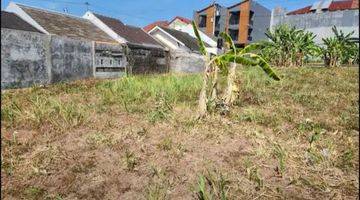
1, 0, 315, 27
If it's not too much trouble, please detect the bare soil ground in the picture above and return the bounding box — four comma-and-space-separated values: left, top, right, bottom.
1, 67, 359, 199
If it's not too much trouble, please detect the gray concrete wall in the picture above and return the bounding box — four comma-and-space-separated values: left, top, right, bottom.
127, 43, 169, 74
94, 42, 127, 78
1, 28, 50, 89
50, 35, 93, 83
169, 51, 205, 73
271, 9, 359, 43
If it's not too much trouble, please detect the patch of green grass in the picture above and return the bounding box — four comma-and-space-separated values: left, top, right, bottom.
85, 132, 114, 150
337, 149, 355, 171
96, 74, 202, 112
247, 167, 263, 191
273, 144, 287, 176
24, 186, 47, 200
148, 93, 173, 123
195, 169, 230, 200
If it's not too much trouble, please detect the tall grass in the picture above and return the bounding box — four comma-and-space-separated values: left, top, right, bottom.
96, 74, 202, 113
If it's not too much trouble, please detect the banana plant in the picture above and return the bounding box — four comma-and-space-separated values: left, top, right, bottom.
192, 21, 280, 118
262, 25, 319, 67
321, 26, 357, 67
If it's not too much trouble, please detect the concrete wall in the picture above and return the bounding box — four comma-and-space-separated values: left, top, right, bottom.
169, 51, 205, 73
1, 28, 50, 89
1, 28, 127, 89
127, 43, 169, 74
50, 35, 93, 83
94, 42, 127, 78
271, 9, 359, 44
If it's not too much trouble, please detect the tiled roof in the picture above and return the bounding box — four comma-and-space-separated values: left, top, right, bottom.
94, 13, 161, 47
169, 16, 191, 24
143, 20, 169, 32
160, 26, 210, 52
1, 11, 42, 32
18, 4, 115, 43
287, 0, 358, 15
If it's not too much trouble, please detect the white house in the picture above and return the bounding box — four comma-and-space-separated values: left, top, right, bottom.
149, 25, 218, 55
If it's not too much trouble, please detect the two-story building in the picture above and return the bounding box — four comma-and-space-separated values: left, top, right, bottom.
193, 0, 271, 47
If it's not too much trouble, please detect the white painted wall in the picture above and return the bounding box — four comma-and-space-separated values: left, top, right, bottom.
149, 28, 189, 52
168, 19, 188, 29
174, 24, 217, 47
83, 11, 127, 44
173, 24, 218, 55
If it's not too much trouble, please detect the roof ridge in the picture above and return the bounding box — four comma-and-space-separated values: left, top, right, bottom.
14, 2, 89, 22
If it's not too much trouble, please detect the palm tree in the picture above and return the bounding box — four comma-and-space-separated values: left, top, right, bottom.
192, 21, 280, 118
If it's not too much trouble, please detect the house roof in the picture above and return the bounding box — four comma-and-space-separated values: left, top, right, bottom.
196, 3, 221, 13
227, 0, 250, 9
287, 0, 358, 15
143, 20, 169, 32
1, 11, 41, 32
17, 4, 115, 43
159, 26, 210, 52
169, 16, 191, 25
94, 13, 161, 47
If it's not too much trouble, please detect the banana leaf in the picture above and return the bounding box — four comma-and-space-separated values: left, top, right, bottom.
220, 32, 236, 54
244, 53, 281, 81
192, 21, 207, 55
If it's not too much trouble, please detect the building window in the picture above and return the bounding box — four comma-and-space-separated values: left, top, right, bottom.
215, 16, 220, 29
100, 59, 103, 65
199, 15, 207, 27
249, 10, 254, 25
229, 29, 239, 41
229, 11, 240, 25
110, 60, 113, 65
248, 28, 253, 41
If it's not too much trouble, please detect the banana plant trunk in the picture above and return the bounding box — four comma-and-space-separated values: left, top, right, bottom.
198, 58, 211, 118
211, 65, 219, 101
224, 62, 237, 106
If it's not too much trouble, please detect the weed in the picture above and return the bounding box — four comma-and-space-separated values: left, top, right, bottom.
247, 167, 263, 191
157, 137, 173, 151
148, 93, 173, 123
195, 169, 230, 200
145, 182, 168, 200
24, 186, 46, 200
273, 144, 287, 176
123, 150, 138, 171
337, 149, 354, 170
85, 132, 114, 149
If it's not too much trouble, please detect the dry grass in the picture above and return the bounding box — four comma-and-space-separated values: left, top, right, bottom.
1, 67, 359, 199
